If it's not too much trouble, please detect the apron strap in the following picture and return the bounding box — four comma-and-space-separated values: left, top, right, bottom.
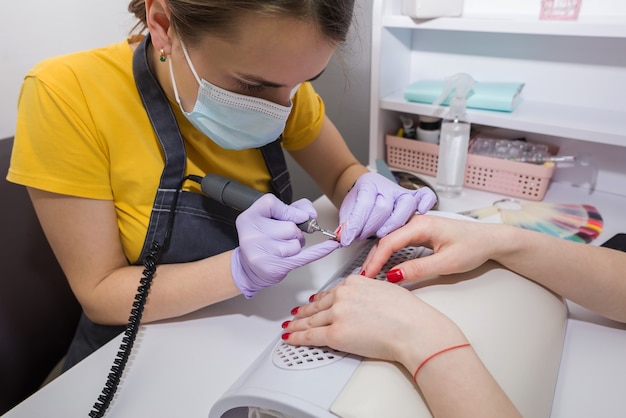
260, 135, 292, 203
132, 34, 186, 190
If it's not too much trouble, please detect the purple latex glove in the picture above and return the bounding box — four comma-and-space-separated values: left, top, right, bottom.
338, 172, 437, 246
232, 194, 341, 298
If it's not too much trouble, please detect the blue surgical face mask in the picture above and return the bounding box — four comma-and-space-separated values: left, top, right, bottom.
169, 41, 295, 150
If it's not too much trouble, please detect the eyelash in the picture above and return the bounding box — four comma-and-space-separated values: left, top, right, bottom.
236, 81, 266, 94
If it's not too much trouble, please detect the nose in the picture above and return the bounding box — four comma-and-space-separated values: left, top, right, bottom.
263, 88, 294, 107
262, 84, 300, 107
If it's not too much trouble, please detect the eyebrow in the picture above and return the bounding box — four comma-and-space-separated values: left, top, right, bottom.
237, 69, 326, 88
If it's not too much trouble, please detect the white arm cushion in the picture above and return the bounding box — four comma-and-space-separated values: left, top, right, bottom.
330, 261, 568, 418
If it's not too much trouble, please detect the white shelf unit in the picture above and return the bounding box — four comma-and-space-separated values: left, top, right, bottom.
367, 7, 626, 416
369, 0, 626, 197
381, 15, 626, 38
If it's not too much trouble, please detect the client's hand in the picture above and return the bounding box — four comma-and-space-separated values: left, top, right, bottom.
232, 194, 340, 298
282, 275, 521, 418
361, 214, 498, 282
337, 172, 437, 246
282, 276, 467, 368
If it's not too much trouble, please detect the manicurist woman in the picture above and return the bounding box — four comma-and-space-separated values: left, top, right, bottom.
7, 0, 436, 368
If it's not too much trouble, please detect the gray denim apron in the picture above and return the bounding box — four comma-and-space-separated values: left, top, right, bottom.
63, 35, 292, 370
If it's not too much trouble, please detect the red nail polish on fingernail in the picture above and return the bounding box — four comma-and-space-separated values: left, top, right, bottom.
290, 306, 299, 315
360, 269, 367, 276
281, 320, 291, 329
334, 225, 343, 242
386, 269, 404, 283
281, 333, 291, 340
308, 294, 316, 302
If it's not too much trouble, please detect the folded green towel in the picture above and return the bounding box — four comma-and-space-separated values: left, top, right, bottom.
404, 80, 525, 112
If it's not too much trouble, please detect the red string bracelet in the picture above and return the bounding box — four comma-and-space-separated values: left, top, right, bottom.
413, 343, 472, 382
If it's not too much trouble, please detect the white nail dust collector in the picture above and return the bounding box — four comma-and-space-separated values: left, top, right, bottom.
209, 213, 568, 418
209, 242, 428, 418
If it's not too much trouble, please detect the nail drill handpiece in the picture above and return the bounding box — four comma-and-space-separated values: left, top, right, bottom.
201, 174, 337, 239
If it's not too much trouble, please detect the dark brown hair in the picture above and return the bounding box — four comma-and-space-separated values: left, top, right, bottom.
127, 0, 355, 45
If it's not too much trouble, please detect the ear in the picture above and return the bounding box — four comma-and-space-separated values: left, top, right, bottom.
145, 0, 172, 54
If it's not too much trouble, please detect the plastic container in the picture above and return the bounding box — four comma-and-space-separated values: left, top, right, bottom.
399, 114, 417, 139
416, 116, 441, 144
432, 73, 474, 198
385, 135, 556, 201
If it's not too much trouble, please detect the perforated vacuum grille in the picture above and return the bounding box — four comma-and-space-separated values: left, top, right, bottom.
272, 242, 430, 370
330, 240, 430, 284
273, 343, 347, 370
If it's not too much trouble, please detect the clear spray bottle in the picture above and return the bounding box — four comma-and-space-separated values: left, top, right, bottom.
432, 73, 475, 198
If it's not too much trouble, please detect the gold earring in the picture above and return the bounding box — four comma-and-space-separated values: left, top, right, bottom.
159, 49, 166, 63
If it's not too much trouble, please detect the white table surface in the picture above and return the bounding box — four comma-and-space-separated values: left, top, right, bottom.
3, 179, 626, 418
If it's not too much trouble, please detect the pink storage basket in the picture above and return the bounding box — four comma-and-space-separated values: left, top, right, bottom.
385, 135, 556, 201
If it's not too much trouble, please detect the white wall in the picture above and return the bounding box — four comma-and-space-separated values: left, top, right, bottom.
0, 0, 132, 139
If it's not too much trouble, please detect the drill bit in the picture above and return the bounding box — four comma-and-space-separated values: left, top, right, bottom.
298, 218, 337, 239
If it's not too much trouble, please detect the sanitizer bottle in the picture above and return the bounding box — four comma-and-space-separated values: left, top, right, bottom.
433, 73, 475, 198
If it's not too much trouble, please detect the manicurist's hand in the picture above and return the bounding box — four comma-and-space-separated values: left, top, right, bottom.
232, 194, 340, 298
337, 172, 437, 246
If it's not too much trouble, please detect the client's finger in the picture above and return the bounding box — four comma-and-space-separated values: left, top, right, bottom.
285, 308, 334, 333
281, 325, 332, 348
290, 286, 338, 319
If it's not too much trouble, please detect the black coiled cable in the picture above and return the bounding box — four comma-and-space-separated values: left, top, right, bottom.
89, 175, 202, 418
88, 241, 162, 418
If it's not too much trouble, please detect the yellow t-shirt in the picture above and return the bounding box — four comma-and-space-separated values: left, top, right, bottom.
8, 38, 325, 263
